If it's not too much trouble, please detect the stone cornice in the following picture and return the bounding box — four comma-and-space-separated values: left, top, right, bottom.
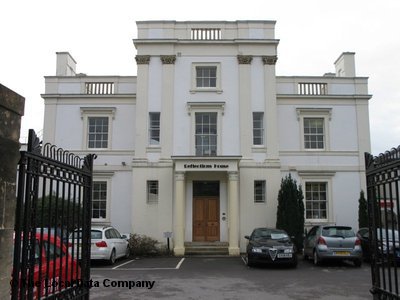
262, 55, 278, 65
237, 55, 253, 64
135, 55, 151, 64
160, 55, 176, 64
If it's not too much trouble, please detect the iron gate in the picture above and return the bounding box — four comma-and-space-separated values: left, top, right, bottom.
11, 130, 96, 299
365, 147, 400, 299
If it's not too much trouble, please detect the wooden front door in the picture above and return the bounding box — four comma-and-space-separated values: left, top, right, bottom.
193, 196, 220, 241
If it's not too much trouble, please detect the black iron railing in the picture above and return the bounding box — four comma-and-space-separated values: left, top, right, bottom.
11, 130, 96, 300
365, 147, 400, 300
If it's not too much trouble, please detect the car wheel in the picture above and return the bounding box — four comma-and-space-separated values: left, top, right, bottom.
290, 260, 298, 268
247, 255, 254, 267
313, 250, 320, 266
125, 246, 130, 259
354, 259, 362, 267
109, 249, 116, 265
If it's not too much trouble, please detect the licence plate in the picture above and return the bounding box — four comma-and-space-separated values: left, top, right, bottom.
277, 253, 292, 258
334, 251, 350, 256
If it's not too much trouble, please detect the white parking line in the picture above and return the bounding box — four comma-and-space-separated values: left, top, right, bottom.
94, 258, 186, 271
175, 258, 185, 269
112, 259, 135, 270
241, 256, 247, 265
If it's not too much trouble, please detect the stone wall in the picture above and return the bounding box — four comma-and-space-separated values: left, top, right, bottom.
0, 84, 25, 299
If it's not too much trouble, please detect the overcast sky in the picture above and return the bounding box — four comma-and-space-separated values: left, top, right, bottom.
1, 0, 399, 155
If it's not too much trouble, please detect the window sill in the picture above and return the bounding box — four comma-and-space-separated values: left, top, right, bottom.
190, 88, 223, 94
86, 148, 111, 151
146, 146, 161, 153
305, 219, 329, 225
252, 146, 266, 153
92, 219, 111, 224
302, 148, 328, 152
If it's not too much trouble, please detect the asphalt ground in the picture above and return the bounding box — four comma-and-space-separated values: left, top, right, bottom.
89, 255, 373, 299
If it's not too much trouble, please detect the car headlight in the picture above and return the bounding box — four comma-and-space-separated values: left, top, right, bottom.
252, 248, 262, 253
284, 248, 293, 254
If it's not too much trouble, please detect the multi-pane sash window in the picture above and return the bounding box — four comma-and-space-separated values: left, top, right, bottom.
304, 118, 324, 149
195, 112, 217, 156
254, 180, 266, 203
305, 182, 327, 220
149, 112, 160, 145
196, 66, 217, 88
88, 117, 109, 149
147, 181, 159, 204
92, 181, 107, 219
253, 112, 264, 145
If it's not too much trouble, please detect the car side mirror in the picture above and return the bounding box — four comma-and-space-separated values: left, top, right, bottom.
244, 235, 250, 240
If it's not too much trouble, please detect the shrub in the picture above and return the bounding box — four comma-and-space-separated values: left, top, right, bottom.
128, 233, 168, 257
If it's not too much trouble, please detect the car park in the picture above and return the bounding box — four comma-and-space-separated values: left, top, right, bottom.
69, 225, 130, 265
245, 228, 297, 267
357, 227, 400, 264
303, 225, 363, 267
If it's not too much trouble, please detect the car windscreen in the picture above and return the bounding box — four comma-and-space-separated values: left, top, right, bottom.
322, 226, 355, 238
253, 229, 288, 240
69, 230, 102, 239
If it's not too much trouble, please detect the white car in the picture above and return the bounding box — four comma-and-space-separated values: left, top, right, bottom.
69, 225, 130, 265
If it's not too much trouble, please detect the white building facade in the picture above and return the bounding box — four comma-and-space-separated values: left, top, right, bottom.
42, 20, 371, 255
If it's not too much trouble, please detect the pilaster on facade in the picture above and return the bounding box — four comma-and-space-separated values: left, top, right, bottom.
160, 55, 177, 64
160, 56, 175, 159
135, 55, 151, 64
238, 56, 253, 159
237, 55, 253, 64
135, 60, 150, 158
262, 55, 278, 65
263, 55, 280, 163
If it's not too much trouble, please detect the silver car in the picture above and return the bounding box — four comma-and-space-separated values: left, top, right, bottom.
303, 225, 363, 267
69, 225, 130, 265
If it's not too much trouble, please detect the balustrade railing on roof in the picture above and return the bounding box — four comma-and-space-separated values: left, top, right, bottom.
85, 82, 114, 94
298, 82, 327, 95
191, 28, 221, 40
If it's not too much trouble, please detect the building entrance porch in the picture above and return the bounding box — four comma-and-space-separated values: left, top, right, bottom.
172, 157, 241, 256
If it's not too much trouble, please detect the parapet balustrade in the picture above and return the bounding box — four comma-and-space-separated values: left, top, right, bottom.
85, 82, 115, 95
297, 82, 328, 95
191, 28, 221, 40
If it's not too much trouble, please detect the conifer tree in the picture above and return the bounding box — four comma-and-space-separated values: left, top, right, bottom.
358, 190, 368, 229
276, 174, 305, 251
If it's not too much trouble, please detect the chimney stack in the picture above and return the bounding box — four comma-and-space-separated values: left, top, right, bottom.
56, 52, 77, 76
334, 52, 356, 77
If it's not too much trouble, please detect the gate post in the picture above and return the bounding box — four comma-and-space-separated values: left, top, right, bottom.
0, 84, 25, 299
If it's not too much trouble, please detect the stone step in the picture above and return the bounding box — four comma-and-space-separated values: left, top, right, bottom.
184, 242, 229, 247
184, 242, 229, 255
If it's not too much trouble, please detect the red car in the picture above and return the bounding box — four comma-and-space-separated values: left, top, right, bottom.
12, 232, 81, 299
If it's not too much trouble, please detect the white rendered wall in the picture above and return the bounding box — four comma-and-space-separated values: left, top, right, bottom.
278, 104, 358, 152
131, 166, 174, 242
172, 56, 241, 156
49, 102, 135, 152
238, 167, 281, 252
108, 171, 133, 233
